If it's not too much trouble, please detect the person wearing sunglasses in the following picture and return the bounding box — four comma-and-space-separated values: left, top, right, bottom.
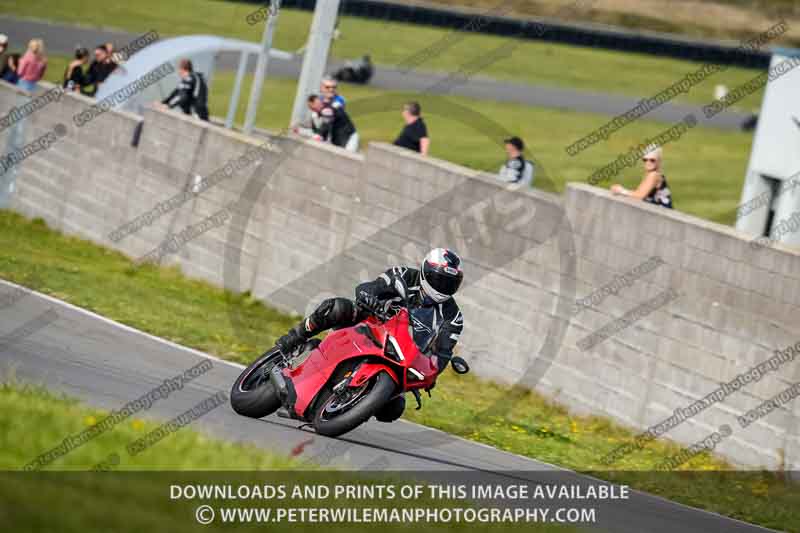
610, 146, 673, 209
320, 76, 345, 109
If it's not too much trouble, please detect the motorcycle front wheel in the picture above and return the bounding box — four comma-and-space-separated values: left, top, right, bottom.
230, 348, 283, 418
312, 371, 395, 437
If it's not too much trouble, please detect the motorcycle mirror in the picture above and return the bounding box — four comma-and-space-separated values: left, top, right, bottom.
450, 356, 470, 374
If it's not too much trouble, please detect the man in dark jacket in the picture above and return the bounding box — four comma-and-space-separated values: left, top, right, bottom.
191, 70, 209, 121
160, 59, 208, 121
82, 45, 117, 97
393, 101, 429, 155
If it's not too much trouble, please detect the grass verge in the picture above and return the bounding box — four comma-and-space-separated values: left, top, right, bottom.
0, 381, 304, 470
2, 0, 768, 109
0, 210, 797, 532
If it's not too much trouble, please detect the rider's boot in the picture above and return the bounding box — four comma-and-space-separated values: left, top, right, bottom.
276, 298, 357, 354
276, 321, 313, 355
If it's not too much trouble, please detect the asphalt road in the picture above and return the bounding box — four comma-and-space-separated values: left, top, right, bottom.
0, 279, 781, 533
0, 15, 752, 129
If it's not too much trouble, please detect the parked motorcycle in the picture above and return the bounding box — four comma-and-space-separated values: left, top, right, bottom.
230, 279, 469, 437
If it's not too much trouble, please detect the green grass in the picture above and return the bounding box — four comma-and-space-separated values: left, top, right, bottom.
42, 52, 753, 226
0, 381, 304, 470
0, 211, 798, 532
0, 383, 575, 533
3, 0, 767, 110
0, 213, 296, 360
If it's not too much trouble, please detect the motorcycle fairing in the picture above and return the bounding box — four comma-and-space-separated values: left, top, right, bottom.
280, 309, 440, 419
349, 362, 399, 388
282, 326, 389, 417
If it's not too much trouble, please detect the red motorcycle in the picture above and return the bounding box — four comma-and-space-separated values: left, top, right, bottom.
230, 282, 469, 437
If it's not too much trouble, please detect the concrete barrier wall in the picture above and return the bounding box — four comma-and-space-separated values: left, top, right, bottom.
2, 81, 798, 470
562, 184, 800, 470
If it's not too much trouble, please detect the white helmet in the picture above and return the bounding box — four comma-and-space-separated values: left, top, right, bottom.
420, 248, 463, 303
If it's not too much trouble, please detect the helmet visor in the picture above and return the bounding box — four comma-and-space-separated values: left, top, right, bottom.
423, 268, 462, 296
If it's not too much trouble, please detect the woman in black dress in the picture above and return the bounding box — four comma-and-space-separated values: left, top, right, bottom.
610, 146, 673, 209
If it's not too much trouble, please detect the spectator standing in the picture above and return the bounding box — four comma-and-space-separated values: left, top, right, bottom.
0, 34, 9, 78
497, 136, 534, 187
611, 146, 673, 209
17, 39, 47, 92
393, 101, 429, 155
306, 94, 359, 152
160, 59, 209, 121
0, 34, 18, 84
82, 45, 117, 96
1, 54, 20, 84
321, 75, 345, 109
63, 47, 90, 92
191, 68, 210, 121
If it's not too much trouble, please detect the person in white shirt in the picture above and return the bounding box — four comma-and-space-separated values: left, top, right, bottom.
497, 137, 534, 187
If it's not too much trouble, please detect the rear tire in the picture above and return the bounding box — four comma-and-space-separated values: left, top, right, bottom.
230, 348, 283, 418
312, 372, 395, 437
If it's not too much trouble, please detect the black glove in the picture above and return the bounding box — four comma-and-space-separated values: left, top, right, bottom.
356, 291, 381, 314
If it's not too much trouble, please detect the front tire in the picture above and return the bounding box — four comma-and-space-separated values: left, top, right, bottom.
374, 395, 405, 423
230, 348, 283, 418
312, 372, 395, 437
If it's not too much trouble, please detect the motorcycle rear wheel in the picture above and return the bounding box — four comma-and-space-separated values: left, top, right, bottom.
230, 348, 283, 418
312, 371, 395, 437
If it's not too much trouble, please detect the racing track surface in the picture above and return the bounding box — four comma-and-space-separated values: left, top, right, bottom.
0, 279, 781, 533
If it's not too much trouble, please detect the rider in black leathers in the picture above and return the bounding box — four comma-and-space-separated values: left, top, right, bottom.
276, 248, 465, 373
